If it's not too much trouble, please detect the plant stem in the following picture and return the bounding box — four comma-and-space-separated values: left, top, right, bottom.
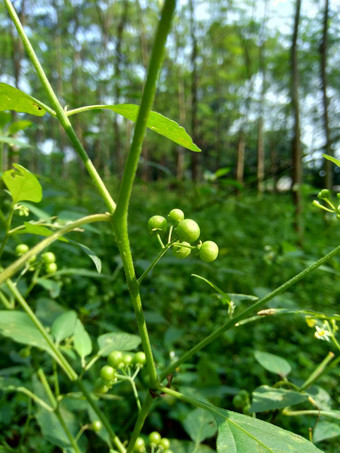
0, 213, 110, 286
137, 242, 174, 285
283, 408, 339, 419
6, 279, 78, 381
299, 352, 335, 391
160, 244, 340, 380
126, 393, 154, 453
16, 387, 54, 412
112, 0, 176, 389
0, 202, 14, 261
0, 289, 13, 309
4, 0, 116, 215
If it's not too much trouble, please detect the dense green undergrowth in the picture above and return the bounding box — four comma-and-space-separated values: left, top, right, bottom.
1, 178, 339, 452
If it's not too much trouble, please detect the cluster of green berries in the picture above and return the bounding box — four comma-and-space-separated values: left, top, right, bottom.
148, 209, 219, 263
313, 189, 340, 219
134, 432, 172, 453
15, 245, 58, 274
95, 350, 146, 394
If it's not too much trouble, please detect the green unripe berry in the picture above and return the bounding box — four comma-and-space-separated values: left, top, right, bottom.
92, 420, 102, 432
16, 243, 29, 256
175, 219, 200, 243
232, 390, 249, 409
108, 350, 124, 369
168, 209, 184, 226
46, 262, 58, 274
134, 351, 146, 366
164, 450, 173, 453
148, 215, 168, 235
172, 241, 191, 259
160, 438, 171, 449
134, 437, 146, 452
42, 252, 56, 264
122, 353, 134, 367
318, 189, 330, 199
100, 365, 116, 382
149, 431, 161, 445
94, 383, 109, 394
199, 241, 219, 262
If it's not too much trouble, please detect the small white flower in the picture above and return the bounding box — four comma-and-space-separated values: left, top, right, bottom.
314, 325, 331, 342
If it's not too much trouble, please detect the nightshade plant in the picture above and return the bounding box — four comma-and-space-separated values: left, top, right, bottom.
0, 0, 339, 451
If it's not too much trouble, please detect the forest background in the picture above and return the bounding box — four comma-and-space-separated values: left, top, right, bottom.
0, 0, 340, 452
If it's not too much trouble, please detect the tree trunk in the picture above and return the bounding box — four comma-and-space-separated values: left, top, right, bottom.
236, 130, 245, 186
320, 0, 333, 190
290, 0, 303, 243
189, 0, 199, 183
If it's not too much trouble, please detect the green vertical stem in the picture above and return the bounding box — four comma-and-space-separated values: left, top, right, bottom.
4, 0, 116, 214
126, 393, 154, 453
113, 0, 176, 389
299, 351, 335, 391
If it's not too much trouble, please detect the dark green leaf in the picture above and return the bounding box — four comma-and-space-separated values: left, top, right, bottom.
250, 386, 308, 412
52, 311, 77, 343
0, 83, 46, 116
97, 332, 141, 356
313, 421, 340, 443
254, 350, 291, 377
2, 164, 42, 203
73, 319, 92, 360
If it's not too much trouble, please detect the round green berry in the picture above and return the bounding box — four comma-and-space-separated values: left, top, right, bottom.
232, 390, 249, 409
46, 262, 58, 274
92, 420, 102, 432
168, 209, 184, 226
16, 243, 29, 256
94, 383, 109, 394
175, 219, 200, 243
134, 437, 145, 452
149, 431, 161, 445
160, 438, 171, 449
134, 351, 146, 366
148, 215, 168, 235
100, 365, 115, 382
172, 241, 191, 259
108, 350, 124, 369
318, 189, 330, 199
42, 252, 56, 264
199, 241, 219, 262
122, 353, 134, 367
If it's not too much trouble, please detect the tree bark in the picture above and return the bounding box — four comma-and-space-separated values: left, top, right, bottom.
290, 0, 303, 243
189, 0, 199, 183
319, 0, 333, 190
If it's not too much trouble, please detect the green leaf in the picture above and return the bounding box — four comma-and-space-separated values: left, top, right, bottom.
322, 154, 340, 167
73, 319, 92, 360
36, 278, 62, 298
51, 311, 77, 343
68, 240, 102, 273
254, 350, 292, 377
250, 386, 309, 412
71, 104, 200, 152
210, 407, 323, 453
0, 135, 32, 148
97, 332, 141, 356
0, 83, 46, 116
2, 164, 42, 203
313, 421, 340, 443
0, 311, 56, 358
183, 408, 217, 443
11, 222, 68, 242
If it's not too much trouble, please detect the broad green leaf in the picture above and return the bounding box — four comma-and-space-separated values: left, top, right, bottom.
322, 154, 340, 167
52, 311, 77, 343
210, 407, 323, 453
0, 311, 56, 358
36, 278, 62, 298
73, 319, 92, 360
0, 83, 46, 116
313, 421, 340, 443
250, 386, 308, 412
183, 408, 217, 443
254, 350, 291, 377
7, 120, 32, 134
2, 164, 42, 203
97, 332, 141, 356
70, 104, 200, 152
0, 135, 32, 148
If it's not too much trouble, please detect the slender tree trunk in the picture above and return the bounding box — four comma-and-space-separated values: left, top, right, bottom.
236, 130, 245, 186
320, 0, 333, 190
290, 0, 303, 243
189, 0, 199, 183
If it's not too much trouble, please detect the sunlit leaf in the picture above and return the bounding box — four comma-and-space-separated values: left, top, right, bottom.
0, 83, 46, 116
73, 319, 92, 360
183, 408, 217, 443
250, 386, 308, 412
97, 332, 141, 356
2, 164, 42, 203
322, 154, 340, 167
254, 350, 292, 377
51, 311, 77, 343
0, 135, 32, 148
313, 421, 340, 443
